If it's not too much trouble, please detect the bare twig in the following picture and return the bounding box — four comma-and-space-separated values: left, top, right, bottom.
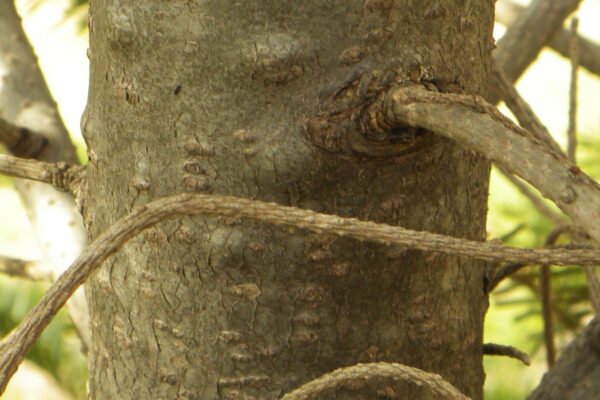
489, 262, 528, 291
568, 18, 579, 163
496, 0, 600, 77
3, 192, 600, 393
280, 362, 470, 400
0, 118, 47, 158
489, 226, 572, 290
540, 263, 556, 368
497, 167, 565, 226
0, 154, 83, 195
483, 343, 531, 366
494, 0, 584, 86
0, 256, 50, 282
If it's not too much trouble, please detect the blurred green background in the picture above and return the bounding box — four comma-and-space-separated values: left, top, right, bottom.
2, 0, 600, 398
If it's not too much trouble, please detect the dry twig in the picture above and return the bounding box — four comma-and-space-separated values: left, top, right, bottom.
483, 343, 531, 366
0, 154, 83, 195
568, 18, 579, 163
541, 262, 556, 368
489, 226, 572, 290
280, 362, 470, 400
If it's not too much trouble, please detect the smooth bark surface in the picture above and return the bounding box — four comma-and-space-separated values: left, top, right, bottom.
83, 1, 494, 398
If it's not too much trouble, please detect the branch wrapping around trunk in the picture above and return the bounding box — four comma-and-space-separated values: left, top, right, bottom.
280, 362, 470, 400
2, 189, 600, 394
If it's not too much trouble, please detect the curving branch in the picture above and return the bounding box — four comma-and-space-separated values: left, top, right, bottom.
3, 192, 600, 393
483, 343, 531, 366
280, 362, 470, 400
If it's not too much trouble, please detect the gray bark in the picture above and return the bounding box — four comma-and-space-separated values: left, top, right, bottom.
83, 1, 494, 399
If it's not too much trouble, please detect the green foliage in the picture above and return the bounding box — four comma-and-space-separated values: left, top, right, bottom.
0, 276, 87, 399
485, 133, 600, 399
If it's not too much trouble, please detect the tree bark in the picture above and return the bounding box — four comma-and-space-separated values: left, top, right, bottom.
83, 1, 494, 399
528, 318, 600, 400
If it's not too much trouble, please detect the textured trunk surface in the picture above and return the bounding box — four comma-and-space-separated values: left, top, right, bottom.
83, 1, 494, 399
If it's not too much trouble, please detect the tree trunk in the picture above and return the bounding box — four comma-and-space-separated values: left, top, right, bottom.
82, 1, 494, 399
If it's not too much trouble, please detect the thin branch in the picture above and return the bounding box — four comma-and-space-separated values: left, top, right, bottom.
0, 256, 50, 282
483, 343, 531, 366
0, 154, 83, 195
496, 0, 600, 77
280, 362, 470, 400
490, 225, 571, 290
489, 262, 528, 291
3, 193, 600, 393
540, 263, 556, 368
568, 17, 579, 163
494, 0, 584, 86
0, 118, 47, 158
497, 166, 565, 226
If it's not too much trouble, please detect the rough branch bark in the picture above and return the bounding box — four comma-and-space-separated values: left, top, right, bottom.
496, 0, 600, 77
494, 0, 584, 85
0, 155, 83, 195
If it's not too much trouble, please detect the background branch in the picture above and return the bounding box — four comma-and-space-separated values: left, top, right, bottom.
494, 0, 584, 86
496, 0, 600, 77
0, 256, 50, 282
0, 117, 47, 158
